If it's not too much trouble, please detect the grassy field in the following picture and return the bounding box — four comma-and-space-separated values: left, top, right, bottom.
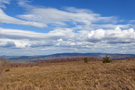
0, 59, 135, 90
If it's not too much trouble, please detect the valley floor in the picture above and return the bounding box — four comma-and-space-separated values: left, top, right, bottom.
0, 60, 135, 90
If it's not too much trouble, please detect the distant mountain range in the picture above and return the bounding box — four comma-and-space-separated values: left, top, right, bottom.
1, 53, 135, 63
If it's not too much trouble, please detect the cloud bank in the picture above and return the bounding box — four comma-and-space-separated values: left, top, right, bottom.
1, 27, 135, 50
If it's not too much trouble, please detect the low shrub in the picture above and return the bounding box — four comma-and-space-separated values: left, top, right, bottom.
5, 69, 10, 72
84, 57, 89, 63
103, 55, 112, 63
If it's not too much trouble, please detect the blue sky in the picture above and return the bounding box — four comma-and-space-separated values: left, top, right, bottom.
0, 0, 135, 56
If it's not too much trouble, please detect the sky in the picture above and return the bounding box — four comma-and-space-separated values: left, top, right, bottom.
0, 0, 135, 56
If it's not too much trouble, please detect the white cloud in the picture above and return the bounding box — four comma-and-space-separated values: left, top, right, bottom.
0, 38, 30, 48
0, 9, 47, 28
0, 28, 71, 40
0, 1, 130, 29
17, 6, 118, 28
0, 0, 10, 8
15, 2, 133, 31
129, 20, 135, 23
1, 27, 135, 50
87, 27, 135, 44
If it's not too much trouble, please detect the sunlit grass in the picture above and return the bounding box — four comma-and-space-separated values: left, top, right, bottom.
0, 59, 135, 90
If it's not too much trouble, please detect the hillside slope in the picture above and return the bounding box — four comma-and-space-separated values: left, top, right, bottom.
0, 60, 135, 90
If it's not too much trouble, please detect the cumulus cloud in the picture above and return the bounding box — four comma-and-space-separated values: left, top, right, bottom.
87, 27, 135, 44
0, 38, 30, 48
1, 27, 135, 50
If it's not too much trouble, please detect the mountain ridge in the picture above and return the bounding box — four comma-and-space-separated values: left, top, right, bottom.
1, 53, 135, 63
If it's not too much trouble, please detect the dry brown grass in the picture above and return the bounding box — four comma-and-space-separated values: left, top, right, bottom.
0, 60, 135, 90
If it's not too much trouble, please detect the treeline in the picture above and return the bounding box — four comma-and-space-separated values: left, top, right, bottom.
0, 56, 101, 68
37, 56, 102, 63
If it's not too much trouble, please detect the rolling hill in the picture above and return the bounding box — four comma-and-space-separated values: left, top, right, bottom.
1, 53, 135, 63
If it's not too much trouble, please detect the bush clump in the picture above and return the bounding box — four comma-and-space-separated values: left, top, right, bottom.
84, 57, 89, 63
103, 55, 112, 63
5, 69, 10, 72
